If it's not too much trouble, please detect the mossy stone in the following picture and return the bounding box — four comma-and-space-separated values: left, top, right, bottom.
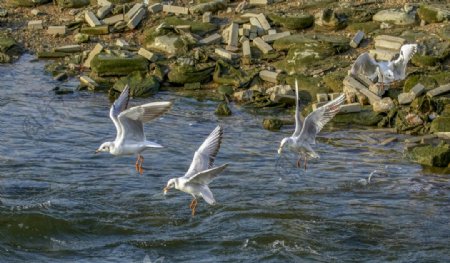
80, 25, 109, 35
417, 4, 448, 24
268, 13, 314, 30
113, 71, 160, 97
346, 21, 380, 33
56, 0, 89, 8
213, 60, 259, 88
163, 17, 217, 35
215, 102, 232, 116
190, 0, 227, 14
263, 118, 283, 131
168, 63, 215, 84
0, 34, 16, 53
91, 54, 149, 76
322, 70, 346, 92
332, 107, 383, 126
409, 142, 450, 167
6, 0, 50, 6
411, 54, 441, 67
431, 116, 450, 133
403, 74, 438, 92
218, 85, 234, 96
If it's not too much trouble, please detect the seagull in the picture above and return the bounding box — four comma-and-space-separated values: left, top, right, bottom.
278, 80, 345, 170
350, 44, 417, 84
95, 85, 172, 175
164, 125, 228, 216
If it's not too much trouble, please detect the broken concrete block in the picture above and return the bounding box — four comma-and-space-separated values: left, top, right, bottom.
115, 39, 129, 47
47, 26, 67, 35
138, 48, 158, 62
249, 0, 272, 4
239, 36, 248, 43
352, 73, 375, 88
343, 75, 380, 104
249, 32, 257, 40
102, 14, 123, 25
125, 3, 144, 21
398, 92, 415, 105
175, 25, 191, 32
339, 103, 362, 113
148, 3, 163, 13
316, 93, 328, 102
227, 23, 239, 48
261, 31, 290, 43
226, 45, 239, 52
97, 4, 112, 19
242, 40, 251, 58
83, 43, 103, 68
54, 45, 82, 53
411, 83, 425, 96
30, 9, 42, 16
256, 13, 271, 30
268, 29, 276, 35
369, 48, 397, 61
97, 0, 111, 6
427, 83, 450, 97
215, 48, 238, 60
202, 11, 211, 23
162, 5, 189, 15
328, 93, 341, 100
80, 25, 109, 35
350, 30, 364, 48
374, 35, 406, 51
80, 75, 99, 90
253, 37, 273, 54
127, 8, 145, 29
249, 17, 263, 33
28, 20, 43, 30
369, 83, 385, 96
259, 70, 278, 83
199, 33, 222, 45
85, 11, 101, 27
372, 97, 394, 113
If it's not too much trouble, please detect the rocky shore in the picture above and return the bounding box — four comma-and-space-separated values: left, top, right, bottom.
0, 0, 449, 168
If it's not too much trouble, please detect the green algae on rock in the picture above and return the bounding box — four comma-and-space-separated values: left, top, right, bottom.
0, 34, 20, 63
113, 71, 160, 97
6, 0, 49, 7
57, 0, 89, 8
417, 4, 450, 24
168, 62, 215, 84
263, 118, 283, 131
215, 102, 232, 116
268, 13, 314, 30
213, 60, 259, 88
408, 142, 450, 167
91, 54, 149, 76
333, 107, 383, 126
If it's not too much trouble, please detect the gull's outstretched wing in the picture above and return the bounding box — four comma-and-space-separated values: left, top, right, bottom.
186, 163, 228, 185
391, 44, 417, 81
117, 101, 172, 143
110, 85, 130, 141
199, 185, 216, 205
184, 126, 223, 178
350, 53, 380, 81
298, 94, 345, 145
292, 79, 304, 137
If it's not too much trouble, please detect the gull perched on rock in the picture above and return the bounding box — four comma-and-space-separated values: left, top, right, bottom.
278, 80, 345, 169
96, 85, 172, 174
164, 126, 228, 216
350, 44, 418, 84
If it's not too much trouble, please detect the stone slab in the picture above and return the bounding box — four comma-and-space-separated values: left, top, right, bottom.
199, 33, 222, 45
259, 70, 278, 83
54, 44, 82, 53
127, 8, 145, 29
47, 26, 66, 35
339, 103, 362, 113
102, 14, 123, 25
369, 48, 398, 61
253, 37, 273, 54
427, 83, 450, 97
350, 30, 364, 48
343, 75, 381, 104
85, 11, 101, 27
162, 5, 189, 15
97, 4, 112, 19
83, 43, 103, 68
227, 22, 239, 48
261, 31, 290, 43
148, 3, 163, 13
138, 47, 158, 62
215, 48, 238, 60
125, 3, 144, 21
256, 13, 270, 30
28, 20, 43, 30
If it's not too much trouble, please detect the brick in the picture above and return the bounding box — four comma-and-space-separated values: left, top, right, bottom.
316, 93, 328, 102
97, 4, 112, 19
339, 103, 362, 113
227, 23, 239, 48
350, 30, 364, 48
253, 37, 273, 54
125, 3, 144, 21
256, 13, 270, 30
85, 11, 101, 27
138, 48, 158, 62
215, 48, 238, 60
28, 20, 43, 30
83, 43, 103, 68
427, 83, 450, 97
202, 11, 211, 23
259, 70, 278, 83
148, 3, 163, 13
127, 8, 145, 29
199, 33, 222, 45
102, 14, 123, 25
162, 5, 189, 15
47, 26, 66, 35
261, 31, 290, 43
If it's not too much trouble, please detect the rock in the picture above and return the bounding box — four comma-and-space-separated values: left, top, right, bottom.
54, 45, 82, 53
398, 92, 415, 105
74, 33, 89, 43
218, 85, 234, 96
80, 25, 109, 35
408, 142, 450, 167
90, 54, 149, 76
47, 26, 67, 35
333, 107, 383, 126
28, 20, 43, 30
259, 70, 278, 83
83, 43, 103, 68
215, 102, 232, 116
162, 5, 189, 15
215, 47, 238, 60
36, 51, 69, 59
263, 118, 283, 131
0, 34, 20, 63
7, 0, 50, 7
190, 0, 227, 15
213, 60, 259, 88
0, 9, 7, 17
427, 84, 450, 98
113, 71, 160, 97
372, 9, 416, 25
417, 4, 450, 24
314, 8, 347, 30
80, 75, 99, 90
350, 31, 364, 48
372, 97, 394, 113
56, 0, 89, 8
233, 90, 254, 102
268, 13, 314, 30
168, 62, 215, 84
147, 35, 183, 55
431, 104, 450, 133
54, 72, 68, 81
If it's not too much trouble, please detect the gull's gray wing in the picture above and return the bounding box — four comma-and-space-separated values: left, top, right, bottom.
350, 53, 380, 81
292, 79, 304, 137
391, 44, 417, 81
187, 163, 228, 185
117, 101, 172, 143
184, 126, 223, 178
298, 94, 345, 145
199, 185, 216, 205
109, 85, 130, 141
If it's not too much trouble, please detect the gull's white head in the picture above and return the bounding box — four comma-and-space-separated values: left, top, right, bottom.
278, 137, 291, 155
384, 69, 395, 80
163, 178, 177, 195
95, 142, 114, 153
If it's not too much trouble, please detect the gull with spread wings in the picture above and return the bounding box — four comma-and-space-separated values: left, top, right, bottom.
278, 80, 345, 170
96, 85, 172, 174
164, 126, 228, 216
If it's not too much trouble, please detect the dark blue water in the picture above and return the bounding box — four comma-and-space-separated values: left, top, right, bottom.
0, 55, 449, 262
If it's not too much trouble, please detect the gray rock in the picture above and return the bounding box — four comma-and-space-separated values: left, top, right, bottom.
373, 9, 416, 25
372, 97, 395, 113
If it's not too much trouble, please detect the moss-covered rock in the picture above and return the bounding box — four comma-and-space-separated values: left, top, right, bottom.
372, 9, 416, 26
273, 34, 349, 53
162, 17, 217, 36
80, 25, 109, 35
74, 33, 89, 44
113, 71, 160, 97
213, 60, 259, 88
218, 85, 234, 96
215, 102, 232, 116
168, 62, 215, 84
314, 8, 347, 30
408, 142, 450, 167
275, 43, 335, 74
57, 0, 89, 8
332, 107, 383, 126
417, 4, 450, 24
403, 74, 438, 92
0, 34, 20, 63
346, 21, 380, 33
263, 118, 283, 131
268, 13, 314, 30
430, 104, 450, 133
190, 0, 227, 14
6, 0, 49, 6
91, 54, 149, 76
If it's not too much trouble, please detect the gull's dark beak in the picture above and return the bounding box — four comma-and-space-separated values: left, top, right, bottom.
163, 187, 169, 195
95, 150, 99, 154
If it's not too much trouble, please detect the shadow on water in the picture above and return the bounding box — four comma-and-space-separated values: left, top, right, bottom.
0, 55, 449, 262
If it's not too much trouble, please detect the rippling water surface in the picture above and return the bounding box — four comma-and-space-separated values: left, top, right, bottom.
0, 56, 449, 262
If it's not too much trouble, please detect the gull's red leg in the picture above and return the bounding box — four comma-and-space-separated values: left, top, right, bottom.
191, 199, 198, 216
304, 156, 307, 171
138, 156, 144, 175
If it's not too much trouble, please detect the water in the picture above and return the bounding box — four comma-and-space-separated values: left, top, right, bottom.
0, 55, 449, 262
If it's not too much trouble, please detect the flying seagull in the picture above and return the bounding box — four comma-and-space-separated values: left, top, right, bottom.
96, 85, 172, 174
164, 125, 228, 216
350, 44, 417, 84
278, 80, 345, 169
